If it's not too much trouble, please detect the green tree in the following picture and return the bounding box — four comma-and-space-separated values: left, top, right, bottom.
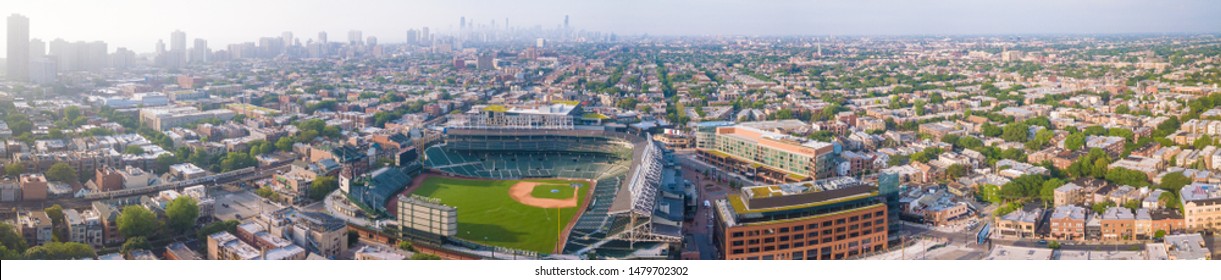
255, 187, 279, 201
3, 162, 25, 177
1194, 135, 1213, 150
1084, 125, 1108, 136
1027, 129, 1055, 150
117, 206, 158, 239
945, 164, 968, 181
1048, 240, 1061, 250
120, 236, 152, 256
1040, 178, 1065, 205
1122, 199, 1141, 210
220, 152, 258, 172
1159, 191, 1181, 210
957, 136, 984, 150
995, 202, 1022, 216
1091, 157, 1111, 178
309, 176, 339, 200
63, 106, 81, 122
1159, 172, 1191, 191
0, 244, 21, 260
197, 220, 240, 241
124, 145, 146, 155
911, 151, 933, 163
1002, 122, 1029, 143
45, 162, 78, 183
23, 242, 96, 260
275, 137, 296, 152
398, 240, 416, 252
44, 204, 66, 242
930, 92, 944, 104
323, 126, 341, 138
166, 196, 200, 234
1064, 133, 1086, 150
616, 97, 640, 110
0, 222, 29, 256
1092, 201, 1116, 214
1115, 104, 1130, 115
979, 184, 1003, 204
888, 154, 909, 166
1154, 230, 1167, 240
1104, 167, 1151, 187
152, 154, 181, 174
1107, 128, 1134, 141
982, 122, 1003, 138
410, 253, 442, 260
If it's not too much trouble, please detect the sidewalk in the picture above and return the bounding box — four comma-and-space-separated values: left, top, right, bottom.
861, 238, 952, 260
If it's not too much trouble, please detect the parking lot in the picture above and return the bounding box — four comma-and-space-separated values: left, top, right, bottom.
211, 190, 283, 221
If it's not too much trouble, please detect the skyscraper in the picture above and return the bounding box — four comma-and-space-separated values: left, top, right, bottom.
171, 30, 186, 52
192, 39, 209, 64
170, 30, 187, 68
156, 39, 166, 54
29, 38, 45, 59
48, 39, 74, 71
82, 41, 107, 71
282, 32, 294, 47
27, 37, 51, 84
111, 47, 135, 69
460, 16, 466, 30
318, 31, 328, 44
564, 15, 569, 29
406, 29, 419, 46
7, 14, 31, 82
348, 30, 363, 45
421, 27, 430, 44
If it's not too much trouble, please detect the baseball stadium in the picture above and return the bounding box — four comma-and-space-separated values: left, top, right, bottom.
391, 126, 685, 259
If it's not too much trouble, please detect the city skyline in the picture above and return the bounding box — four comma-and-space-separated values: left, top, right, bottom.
2, 0, 1221, 265
2, 0, 1221, 56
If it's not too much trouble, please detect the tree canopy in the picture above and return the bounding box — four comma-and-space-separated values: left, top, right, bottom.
309, 176, 339, 201
3, 162, 25, 177
198, 220, 241, 241
0, 222, 29, 259
23, 242, 96, 260
1002, 122, 1029, 143
120, 236, 152, 256
117, 206, 159, 239
45, 162, 78, 183
220, 152, 258, 172
410, 253, 442, 260
166, 196, 200, 234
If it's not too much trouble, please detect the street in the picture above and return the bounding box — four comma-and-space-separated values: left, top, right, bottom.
675, 150, 731, 260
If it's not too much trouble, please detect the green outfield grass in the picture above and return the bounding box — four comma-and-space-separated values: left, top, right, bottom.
410, 176, 588, 253
530, 183, 578, 199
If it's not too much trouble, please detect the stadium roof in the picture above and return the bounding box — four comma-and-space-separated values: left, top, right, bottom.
610, 140, 663, 216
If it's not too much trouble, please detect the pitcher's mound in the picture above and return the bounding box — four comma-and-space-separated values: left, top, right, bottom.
509, 182, 578, 208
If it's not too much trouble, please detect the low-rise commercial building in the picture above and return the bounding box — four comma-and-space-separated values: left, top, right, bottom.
714, 177, 887, 260
996, 209, 1041, 239
17, 211, 53, 246
139, 106, 236, 130
1053, 182, 1084, 207
697, 125, 835, 184
1180, 183, 1221, 230
1050, 205, 1087, 240
1164, 234, 1211, 260
207, 232, 261, 260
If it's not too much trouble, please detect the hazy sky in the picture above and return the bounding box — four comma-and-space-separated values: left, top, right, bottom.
2, 0, 1219, 55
